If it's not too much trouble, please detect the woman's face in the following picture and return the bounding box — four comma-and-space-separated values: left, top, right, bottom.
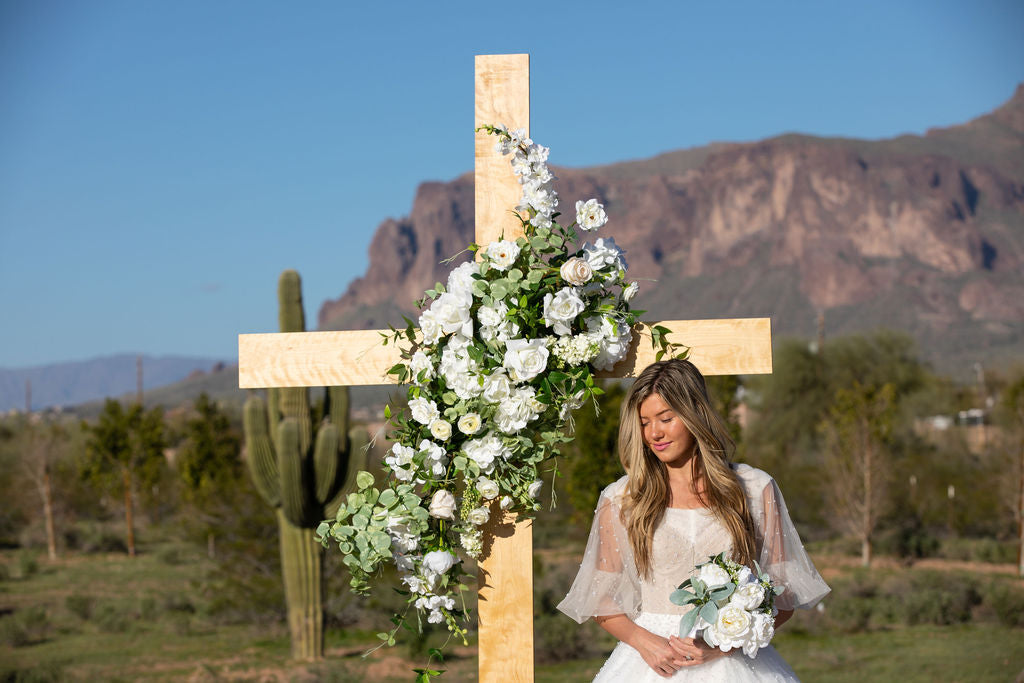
638, 392, 696, 466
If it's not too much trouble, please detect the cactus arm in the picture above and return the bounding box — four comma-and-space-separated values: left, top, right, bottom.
277, 417, 313, 527
326, 386, 350, 442
243, 393, 280, 507
313, 423, 340, 504
277, 269, 306, 333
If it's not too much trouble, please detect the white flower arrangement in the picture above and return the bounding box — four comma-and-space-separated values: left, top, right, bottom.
670, 553, 786, 658
316, 125, 686, 675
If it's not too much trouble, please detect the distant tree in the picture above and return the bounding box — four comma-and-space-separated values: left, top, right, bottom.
22, 419, 67, 561
994, 372, 1024, 577
175, 393, 242, 558
821, 382, 898, 567
564, 382, 626, 525
82, 399, 167, 557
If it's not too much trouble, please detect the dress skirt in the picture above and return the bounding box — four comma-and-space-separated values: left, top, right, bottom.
592, 612, 800, 683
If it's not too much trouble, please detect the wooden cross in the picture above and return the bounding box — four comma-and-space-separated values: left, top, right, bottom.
238, 54, 772, 682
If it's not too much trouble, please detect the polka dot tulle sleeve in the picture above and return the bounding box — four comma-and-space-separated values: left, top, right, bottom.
557, 476, 642, 624
737, 464, 830, 611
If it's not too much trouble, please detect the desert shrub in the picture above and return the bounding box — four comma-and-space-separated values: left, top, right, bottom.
981, 580, 1024, 628
94, 603, 130, 633
156, 545, 187, 566
937, 537, 1016, 564
63, 522, 127, 554
0, 662, 65, 683
0, 607, 50, 647
139, 596, 158, 621
65, 593, 93, 621
16, 551, 38, 579
876, 520, 940, 560
163, 594, 195, 614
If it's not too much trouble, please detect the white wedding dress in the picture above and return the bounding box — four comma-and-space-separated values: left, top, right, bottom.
558, 464, 830, 682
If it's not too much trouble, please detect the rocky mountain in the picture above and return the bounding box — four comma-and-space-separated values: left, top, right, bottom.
319, 86, 1024, 378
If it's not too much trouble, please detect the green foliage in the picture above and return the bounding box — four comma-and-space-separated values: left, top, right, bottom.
0, 607, 51, 647
176, 393, 242, 510
65, 593, 94, 621
563, 382, 626, 524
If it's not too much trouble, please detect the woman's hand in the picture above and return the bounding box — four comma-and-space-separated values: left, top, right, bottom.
666, 634, 729, 668
629, 628, 691, 678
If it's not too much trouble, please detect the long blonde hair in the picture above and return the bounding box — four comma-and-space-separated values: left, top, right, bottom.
618, 359, 757, 576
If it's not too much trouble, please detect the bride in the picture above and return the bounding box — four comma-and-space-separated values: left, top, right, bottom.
558, 359, 830, 681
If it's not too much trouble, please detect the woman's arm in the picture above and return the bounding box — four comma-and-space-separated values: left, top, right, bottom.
595, 613, 690, 678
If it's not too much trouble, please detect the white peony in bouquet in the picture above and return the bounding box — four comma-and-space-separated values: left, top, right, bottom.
669, 553, 785, 658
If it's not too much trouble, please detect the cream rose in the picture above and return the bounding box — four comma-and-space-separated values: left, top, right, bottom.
732, 582, 766, 611
428, 490, 457, 520
705, 603, 753, 652
467, 506, 490, 525
559, 257, 593, 286
429, 419, 452, 441
476, 477, 499, 500
458, 413, 482, 435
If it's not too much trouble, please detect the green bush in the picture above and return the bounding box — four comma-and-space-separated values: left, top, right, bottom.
63, 523, 127, 554
937, 537, 1017, 564
16, 551, 38, 579
981, 580, 1024, 628
139, 596, 158, 621
65, 593, 94, 621
0, 607, 50, 647
0, 662, 65, 683
94, 603, 130, 634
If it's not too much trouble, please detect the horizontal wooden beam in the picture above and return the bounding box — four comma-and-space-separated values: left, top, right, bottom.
237, 318, 771, 388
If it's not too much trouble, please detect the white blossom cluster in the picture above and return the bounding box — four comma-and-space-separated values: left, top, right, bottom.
674, 556, 783, 659
323, 126, 684, 658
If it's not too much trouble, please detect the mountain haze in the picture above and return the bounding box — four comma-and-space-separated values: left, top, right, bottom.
319, 86, 1024, 378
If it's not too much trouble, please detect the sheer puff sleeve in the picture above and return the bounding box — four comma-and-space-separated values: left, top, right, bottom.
735, 464, 830, 611
557, 475, 642, 624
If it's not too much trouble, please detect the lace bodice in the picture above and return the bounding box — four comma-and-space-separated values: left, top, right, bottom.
646, 508, 731, 613
558, 464, 830, 623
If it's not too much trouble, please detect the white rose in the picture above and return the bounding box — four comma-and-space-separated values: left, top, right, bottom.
422, 549, 457, 575
429, 419, 452, 441
476, 477, 499, 500
697, 562, 732, 588
463, 433, 509, 474
447, 261, 480, 300
542, 288, 586, 336
458, 413, 482, 435
477, 301, 507, 328
575, 198, 609, 231
732, 582, 766, 611
582, 237, 627, 272
559, 257, 594, 286
428, 490, 457, 520
431, 292, 473, 337
502, 338, 550, 383
482, 371, 512, 404
705, 603, 753, 652
748, 612, 775, 656
409, 397, 440, 425
419, 308, 441, 344
623, 281, 639, 302
486, 239, 521, 271
527, 480, 543, 499
467, 506, 490, 525
499, 495, 513, 509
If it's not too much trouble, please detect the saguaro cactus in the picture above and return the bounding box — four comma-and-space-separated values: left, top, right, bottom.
243, 269, 368, 660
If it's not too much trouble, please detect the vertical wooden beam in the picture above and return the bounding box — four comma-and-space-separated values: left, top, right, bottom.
474, 53, 534, 683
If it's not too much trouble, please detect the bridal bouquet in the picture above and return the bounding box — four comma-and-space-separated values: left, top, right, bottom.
670, 553, 785, 658
316, 124, 686, 675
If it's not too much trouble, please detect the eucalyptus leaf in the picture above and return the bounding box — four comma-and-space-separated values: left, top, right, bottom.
378, 489, 397, 507
356, 471, 375, 490
678, 609, 699, 637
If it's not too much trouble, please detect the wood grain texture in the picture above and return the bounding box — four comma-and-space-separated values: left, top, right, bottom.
477, 510, 534, 683
475, 53, 534, 683
237, 318, 772, 388
474, 54, 529, 249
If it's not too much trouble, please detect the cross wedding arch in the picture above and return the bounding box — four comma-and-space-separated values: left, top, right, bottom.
239, 54, 772, 682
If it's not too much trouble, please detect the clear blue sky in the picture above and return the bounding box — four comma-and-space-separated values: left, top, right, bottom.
1, 0, 1022, 369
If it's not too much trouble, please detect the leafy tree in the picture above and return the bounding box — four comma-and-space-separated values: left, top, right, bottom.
994, 371, 1024, 576
82, 399, 167, 557
564, 382, 626, 525
175, 393, 242, 558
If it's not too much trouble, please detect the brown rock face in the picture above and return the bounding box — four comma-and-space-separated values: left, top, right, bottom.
319, 86, 1024, 372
